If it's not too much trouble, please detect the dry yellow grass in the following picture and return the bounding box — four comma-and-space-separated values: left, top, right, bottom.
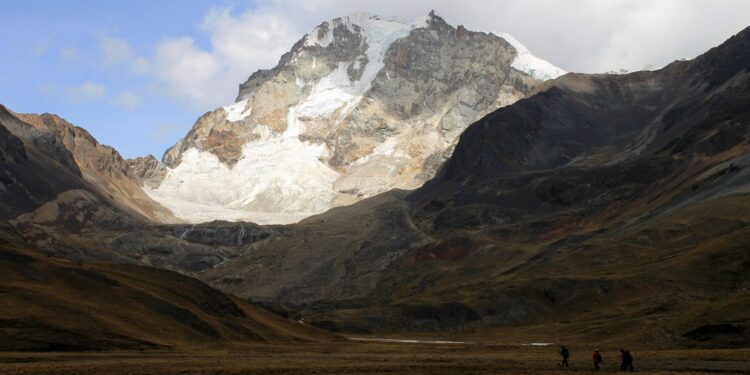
0, 343, 749, 374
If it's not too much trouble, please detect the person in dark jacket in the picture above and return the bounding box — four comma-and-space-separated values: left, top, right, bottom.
559, 345, 570, 368
619, 349, 634, 371
593, 349, 603, 370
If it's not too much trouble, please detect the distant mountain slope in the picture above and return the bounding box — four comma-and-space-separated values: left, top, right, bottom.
0, 106, 243, 271
195, 26, 750, 346
139, 11, 563, 224
0, 107, 175, 224
0, 107, 89, 220
0, 103, 287, 278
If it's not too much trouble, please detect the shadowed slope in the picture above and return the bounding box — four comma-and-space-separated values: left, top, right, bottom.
0, 224, 335, 351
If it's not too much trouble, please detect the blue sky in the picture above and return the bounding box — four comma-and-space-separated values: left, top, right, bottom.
1, 1, 254, 159
3, 0, 750, 159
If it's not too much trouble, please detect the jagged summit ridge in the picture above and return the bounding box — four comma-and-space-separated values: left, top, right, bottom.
143, 11, 562, 224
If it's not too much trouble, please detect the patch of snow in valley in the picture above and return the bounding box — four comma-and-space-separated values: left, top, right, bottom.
496, 32, 566, 81
348, 337, 469, 345
143, 191, 314, 224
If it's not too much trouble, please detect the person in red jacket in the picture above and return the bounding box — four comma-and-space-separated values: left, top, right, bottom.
593, 349, 603, 370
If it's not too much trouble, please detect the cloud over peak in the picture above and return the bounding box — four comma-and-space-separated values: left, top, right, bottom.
146, 6, 300, 109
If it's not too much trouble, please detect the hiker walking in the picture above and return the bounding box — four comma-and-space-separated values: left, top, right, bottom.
592, 349, 603, 370
619, 349, 634, 371
559, 345, 570, 368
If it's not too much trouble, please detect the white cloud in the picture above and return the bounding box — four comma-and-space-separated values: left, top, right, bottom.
201, 7, 296, 71
581, 0, 750, 72
142, 0, 750, 110
147, 6, 300, 109
130, 57, 151, 74
37, 82, 58, 94
152, 37, 223, 108
99, 35, 159, 75
100, 35, 135, 66
33, 38, 51, 57
60, 47, 78, 61
113, 91, 142, 109
65, 81, 107, 103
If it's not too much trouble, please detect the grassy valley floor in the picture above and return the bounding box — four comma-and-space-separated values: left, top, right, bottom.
0, 341, 748, 374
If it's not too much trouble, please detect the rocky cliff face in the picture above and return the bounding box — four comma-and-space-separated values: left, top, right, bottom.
0, 119, 26, 164
125, 155, 166, 189
141, 12, 563, 224
0, 108, 175, 224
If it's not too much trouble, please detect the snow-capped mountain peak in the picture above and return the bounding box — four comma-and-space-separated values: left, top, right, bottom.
141, 12, 563, 224
304, 13, 421, 48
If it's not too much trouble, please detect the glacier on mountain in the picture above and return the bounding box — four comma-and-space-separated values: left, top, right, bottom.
496, 32, 566, 81
146, 129, 339, 224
